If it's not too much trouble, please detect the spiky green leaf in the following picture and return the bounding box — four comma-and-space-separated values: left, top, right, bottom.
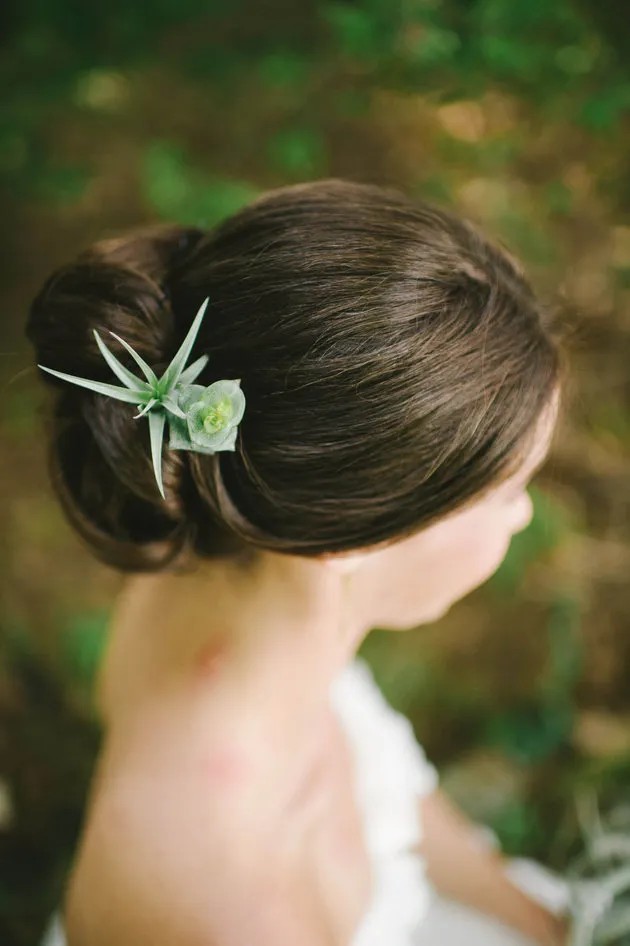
92, 329, 153, 392
37, 365, 150, 403
178, 353, 210, 385
161, 392, 187, 419
160, 296, 210, 391
106, 331, 159, 387
148, 409, 167, 499
133, 397, 159, 419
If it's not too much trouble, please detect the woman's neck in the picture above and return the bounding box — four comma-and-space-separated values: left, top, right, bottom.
151, 548, 368, 658
99, 550, 371, 744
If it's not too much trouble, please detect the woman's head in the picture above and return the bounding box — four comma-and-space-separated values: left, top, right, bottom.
25, 178, 566, 575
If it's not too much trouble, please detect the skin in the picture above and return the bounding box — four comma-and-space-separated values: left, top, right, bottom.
69, 390, 564, 946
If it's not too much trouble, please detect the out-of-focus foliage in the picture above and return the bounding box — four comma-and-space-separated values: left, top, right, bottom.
564, 799, 630, 945
2, 2, 630, 945
487, 486, 574, 596
60, 611, 110, 695
142, 141, 262, 226
3, 0, 630, 203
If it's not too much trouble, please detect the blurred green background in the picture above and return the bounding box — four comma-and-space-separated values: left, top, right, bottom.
1, 2, 630, 944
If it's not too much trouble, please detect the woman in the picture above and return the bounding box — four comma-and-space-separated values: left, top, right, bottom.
28, 178, 570, 945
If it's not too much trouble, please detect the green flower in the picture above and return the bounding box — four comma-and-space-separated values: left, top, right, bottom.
168, 379, 246, 454
37, 296, 247, 501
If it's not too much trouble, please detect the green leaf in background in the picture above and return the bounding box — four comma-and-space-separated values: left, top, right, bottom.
475, 136, 523, 173
487, 486, 570, 597
497, 209, 559, 267
590, 395, 630, 447
544, 180, 574, 216
144, 141, 190, 213
485, 698, 575, 763
0, 127, 28, 175
554, 44, 596, 77
321, 3, 382, 61
258, 49, 312, 90
4, 619, 37, 662
32, 163, 93, 206
265, 127, 328, 179
613, 267, 630, 292
183, 47, 249, 86
478, 34, 534, 79
142, 140, 260, 225
403, 25, 461, 68
414, 174, 454, 205
488, 798, 545, 857
483, 587, 582, 763
359, 628, 436, 713
61, 610, 110, 689
73, 69, 130, 112
332, 87, 372, 118
1, 383, 40, 440
541, 590, 583, 702
579, 84, 630, 132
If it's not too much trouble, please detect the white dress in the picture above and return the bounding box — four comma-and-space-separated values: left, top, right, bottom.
40, 656, 568, 946
330, 657, 569, 946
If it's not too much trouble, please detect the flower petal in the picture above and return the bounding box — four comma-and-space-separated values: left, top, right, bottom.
183, 380, 246, 439
167, 414, 238, 453
213, 426, 238, 451
203, 379, 246, 427
167, 417, 219, 453
191, 423, 237, 450
167, 414, 195, 451
176, 383, 209, 413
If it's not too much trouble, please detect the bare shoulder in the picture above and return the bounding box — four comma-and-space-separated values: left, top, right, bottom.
65, 577, 333, 943
64, 782, 281, 946
64, 687, 329, 946
64, 677, 281, 946
67, 574, 289, 942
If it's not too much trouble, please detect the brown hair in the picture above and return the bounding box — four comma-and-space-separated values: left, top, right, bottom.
25, 178, 567, 573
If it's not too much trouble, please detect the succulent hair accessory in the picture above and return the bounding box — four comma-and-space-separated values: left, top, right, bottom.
37, 296, 246, 501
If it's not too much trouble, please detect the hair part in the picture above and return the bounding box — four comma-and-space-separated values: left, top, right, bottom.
25, 178, 567, 573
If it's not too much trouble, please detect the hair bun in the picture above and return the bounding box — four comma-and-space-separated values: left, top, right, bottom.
27, 223, 206, 378
25, 223, 207, 572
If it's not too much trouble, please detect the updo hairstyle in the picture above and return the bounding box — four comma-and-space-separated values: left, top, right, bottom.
25, 179, 566, 573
